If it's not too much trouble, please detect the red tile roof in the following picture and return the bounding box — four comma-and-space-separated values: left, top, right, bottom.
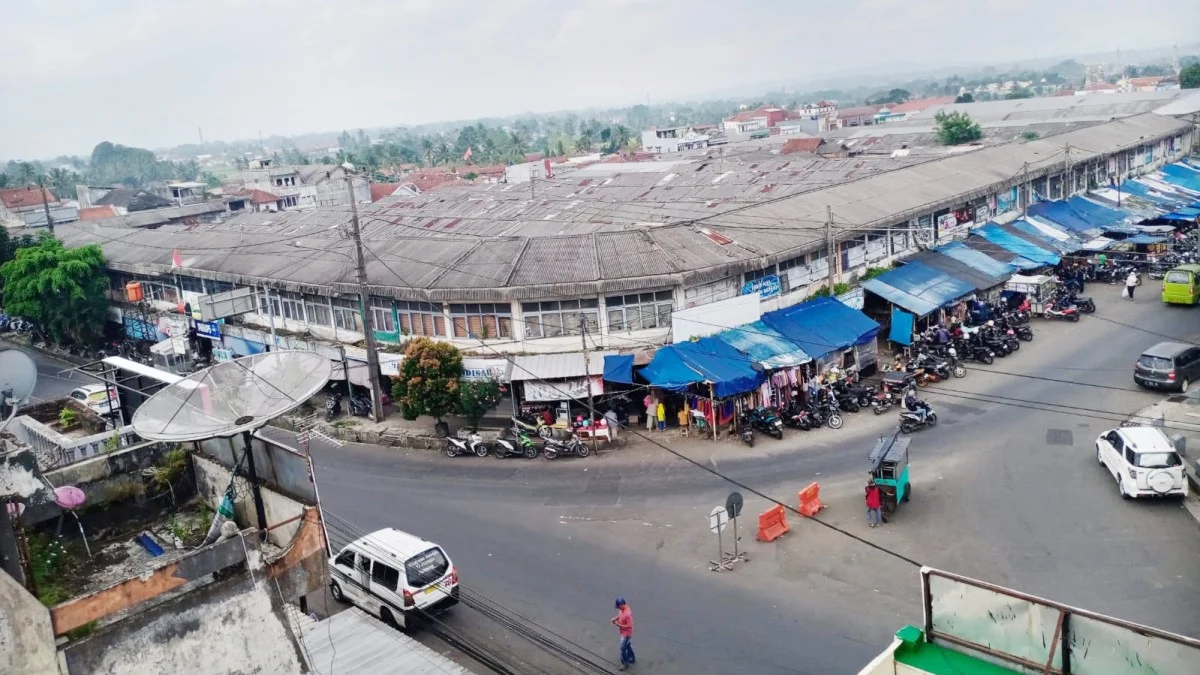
725, 107, 770, 123
1052, 89, 1076, 97
781, 138, 823, 155
1128, 76, 1163, 87
370, 183, 400, 202
78, 205, 118, 220
235, 189, 281, 204
1082, 82, 1117, 91
398, 170, 461, 193
1, 186, 56, 210
887, 96, 956, 114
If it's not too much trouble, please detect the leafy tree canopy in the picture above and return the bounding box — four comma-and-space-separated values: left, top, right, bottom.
458, 378, 503, 431
0, 236, 109, 345
954, 92, 974, 103
933, 111, 983, 145
391, 338, 463, 423
1181, 63, 1200, 89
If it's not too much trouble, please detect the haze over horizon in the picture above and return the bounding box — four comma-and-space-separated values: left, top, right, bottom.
2, 0, 1196, 159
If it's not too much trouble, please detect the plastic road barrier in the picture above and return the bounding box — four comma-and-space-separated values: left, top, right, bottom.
797, 482, 825, 517
756, 504, 790, 542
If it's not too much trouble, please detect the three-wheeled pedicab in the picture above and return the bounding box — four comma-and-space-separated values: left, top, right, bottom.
868, 433, 912, 514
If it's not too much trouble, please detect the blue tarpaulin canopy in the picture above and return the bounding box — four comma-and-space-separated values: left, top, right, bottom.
639, 347, 702, 392
714, 320, 811, 369
889, 308, 915, 346
1123, 234, 1168, 245
1160, 164, 1200, 193
907, 251, 1006, 292
936, 241, 1019, 278
674, 337, 764, 398
760, 297, 881, 359
1027, 201, 1096, 234
1066, 196, 1137, 232
1001, 220, 1079, 255
974, 224, 1060, 266
861, 261, 976, 317
1121, 179, 1188, 208
603, 354, 635, 384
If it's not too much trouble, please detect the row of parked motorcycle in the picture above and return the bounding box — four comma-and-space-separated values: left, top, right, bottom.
1092, 249, 1199, 284
0, 313, 36, 334
444, 417, 592, 460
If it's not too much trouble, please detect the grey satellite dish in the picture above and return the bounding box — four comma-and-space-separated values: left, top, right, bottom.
0, 349, 38, 403
131, 350, 331, 442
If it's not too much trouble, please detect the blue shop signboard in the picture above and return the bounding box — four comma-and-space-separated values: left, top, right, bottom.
195, 320, 222, 340
740, 274, 781, 299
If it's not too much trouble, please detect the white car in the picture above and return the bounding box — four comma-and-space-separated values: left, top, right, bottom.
1095, 426, 1189, 499
69, 384, 120, 416
328, 528, 459, 630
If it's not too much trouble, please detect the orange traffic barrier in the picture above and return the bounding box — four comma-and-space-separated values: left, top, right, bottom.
756, 505, 790, 542
797, 482, 825, 517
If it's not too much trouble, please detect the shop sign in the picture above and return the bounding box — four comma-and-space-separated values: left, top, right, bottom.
462, 358, 508, 381
524, 376, 602, 402
194, 320, 222, 340
740, 275, 781, 299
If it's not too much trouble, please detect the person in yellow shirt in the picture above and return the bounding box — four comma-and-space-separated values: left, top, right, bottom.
656, 402, 666, 431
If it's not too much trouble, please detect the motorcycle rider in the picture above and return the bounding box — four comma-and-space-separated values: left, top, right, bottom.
903, 387, 930, 424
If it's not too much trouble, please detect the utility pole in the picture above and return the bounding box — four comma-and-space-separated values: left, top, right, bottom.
1063, 143, 1073, 198
345, 171, 386, 422
1021, 162, 1030, 217
580, 314, 596, 452
38, 177, 54, 236
825, 205, 837, 291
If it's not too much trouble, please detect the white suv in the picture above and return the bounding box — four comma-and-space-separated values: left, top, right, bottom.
328, 528, 459, 630
1095, 426, 1189, 499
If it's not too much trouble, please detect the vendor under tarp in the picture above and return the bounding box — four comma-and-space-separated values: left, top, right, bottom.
861, 260, 975, 318
640, 338, 764, 399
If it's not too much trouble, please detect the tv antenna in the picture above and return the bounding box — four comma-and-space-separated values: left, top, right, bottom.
0, 350, 39, 433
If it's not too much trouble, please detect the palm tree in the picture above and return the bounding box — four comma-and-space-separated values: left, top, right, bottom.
508, 131, 527, 160
420, 138, 435, 166
613, 125, 632, 151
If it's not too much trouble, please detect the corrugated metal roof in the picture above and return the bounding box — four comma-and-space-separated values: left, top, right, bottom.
303, 608, 468, 674
507, 351, 614, 381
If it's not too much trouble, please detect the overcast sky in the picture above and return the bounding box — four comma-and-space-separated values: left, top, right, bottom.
1, 0, 1196, 160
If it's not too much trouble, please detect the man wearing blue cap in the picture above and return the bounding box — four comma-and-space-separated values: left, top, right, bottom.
611, 597, 635, 670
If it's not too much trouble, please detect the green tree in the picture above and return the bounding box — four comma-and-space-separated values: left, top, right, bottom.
507, 131, 527, 160
954, 92, 974, 103
391, 337, 463, 425
1181, 63, 1200, 89
45, 168, 78, 197
458, 378, 502, 431
0, 236, 109, 346
575, 130, 595, 153
1005, 87, 1033, 99
933, 111, 982, 145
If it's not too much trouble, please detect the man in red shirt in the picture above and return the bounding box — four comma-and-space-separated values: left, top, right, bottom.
865, 480, 883, 528
612, 597, 635, 670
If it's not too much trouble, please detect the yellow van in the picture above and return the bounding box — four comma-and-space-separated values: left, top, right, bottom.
1162, 264, 1200, 305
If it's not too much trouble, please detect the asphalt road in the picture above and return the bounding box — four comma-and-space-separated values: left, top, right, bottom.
1, 342, 87, 403
295, 289, 1200, 674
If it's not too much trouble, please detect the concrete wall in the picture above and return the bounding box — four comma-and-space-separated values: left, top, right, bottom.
192, 454, 304, 548
61, 573, 304, 675
0, 568, 59, 675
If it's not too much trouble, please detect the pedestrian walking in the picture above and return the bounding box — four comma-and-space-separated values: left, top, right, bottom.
612, 597, 635, 670
865, 479, 883, 528
656, 401, 666, 431
1125, 270, 1139, 301
643, 395, 655, 431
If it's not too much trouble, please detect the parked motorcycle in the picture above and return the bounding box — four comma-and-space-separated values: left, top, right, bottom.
830, 381, 862, 413
899, 403, 938, 433
807, 397, 844, 430
781, 402, 813, 430
491, 434, 539, 459
953, 335, 994, 365
996, 314, 1033, 342
445, 432, 489, 458
738, 422, 755, 447
744, 406, 784, 439
348, 394, 376, 421
511, 415, 554, 439
1057, 290, 1095, 314
1044, 298, 1081, 322
543, 433, 590, 459
325, 394, 343, 422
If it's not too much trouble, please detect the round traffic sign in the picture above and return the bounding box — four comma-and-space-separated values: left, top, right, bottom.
709, 505, 728, 534
725, 491, 744, 519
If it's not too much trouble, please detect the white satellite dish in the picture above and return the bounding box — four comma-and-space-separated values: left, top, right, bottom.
0, 349, 38, 404
131, 350, 331, 442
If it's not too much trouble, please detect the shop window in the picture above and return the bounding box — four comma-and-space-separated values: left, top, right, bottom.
605, 291, 673, 332
397, 300, 445, 337
370, 296, 396, 333
450, 303, 512, 339
743, 266, 776, 284
207, 280, 234, 295
178, 276, 205, 294
332, 296, 363, 332
521, 299, 598, 338
778, 254, 808, 293
304, 295, 331, 327
258, 292, 281, 317
280, 292, 305, 321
